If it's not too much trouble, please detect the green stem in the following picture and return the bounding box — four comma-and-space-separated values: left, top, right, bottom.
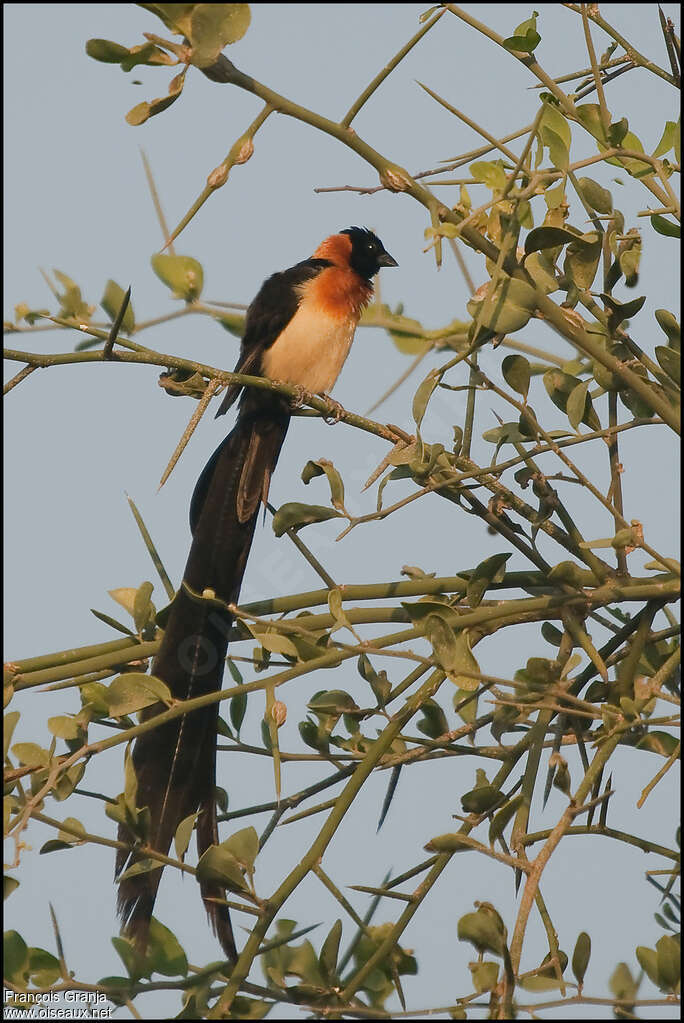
607, 391, 628, 575
13, 641, 159, 689
210, 669, 448, 1014
342, 8, 446, 127
565, 3, 676, 85
522, 824, 680, 860
3, 343, 417, 451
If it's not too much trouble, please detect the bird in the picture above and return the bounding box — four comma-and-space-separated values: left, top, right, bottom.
115, 227, 397, 962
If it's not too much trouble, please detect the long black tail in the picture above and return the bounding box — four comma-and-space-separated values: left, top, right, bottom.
116, 394, 290, 960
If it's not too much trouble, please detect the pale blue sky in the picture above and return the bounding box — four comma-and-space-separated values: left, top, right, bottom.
4, 5, 680, 1019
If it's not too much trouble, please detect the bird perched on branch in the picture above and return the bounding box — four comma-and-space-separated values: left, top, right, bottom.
116, 227, 397, 961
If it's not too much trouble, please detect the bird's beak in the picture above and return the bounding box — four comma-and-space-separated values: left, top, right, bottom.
377, 250, 398, 268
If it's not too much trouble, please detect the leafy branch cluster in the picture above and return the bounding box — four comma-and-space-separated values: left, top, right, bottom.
4, 4, 681, 1020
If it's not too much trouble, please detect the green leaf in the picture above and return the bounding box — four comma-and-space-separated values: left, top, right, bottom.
524, 225, 580, 255
501, 354, 531, 399
86, 37, 175, 69
412, 369, 440, 429
109, 587, 138, 617
223, 826, 259, 872
260, 717, 272, 753
544, 182, 566, 208
425, 618, 480, 691
217, 310, 245, 337
111, 934, 146, 981
4, 711, 20, 759
4, 876, 20, 900
609, 961, 638, 1003
482, 422, 531, 446
540, 102, 571, 165
126, 71, 186, 126
298, 717, 327, 752
513, 11, 540, 37
90, 608, 137, 637
520, 951, 569, 990
466, 553, 511, 608
53, 269, 92, 321
28, 947, 61, 987
137, 4, 195, 35
54, 764, 86, 803
174, 813, 197, 861
272, 502, 342, 536
189, 4, 252, 67
654, 309, 680, 349
618, 235, 641, 287
301, 459, 345, 510
608, 118, 629, 147
308, 690, 359, 715
227, 996, 272, 1019
488, 794, 523, 844
457, 906, 507, 956
515, 656, 555, 689
469, 160, 507, 190
635, 731, 679, 757
547, 128, 570, 169
605, 131, 653, 177
576, 103, 608, 144
357, 653, 391, 706
543, 369, 600, 430
654, 345, 680, 383
503, 10, 541, 52
566, 380, 590, 431
461, 784, 500, 814
576, 176, 613, 214
106, 673, 172, 717
80, 682, 110, 718
319, 919, 342, 982
47, 716, 82, 741
86, 38, 133, 63
133, 581, 155, 633
541, 622, 563, 646
524, 251, 559, 294
102, 280, 135, 333
467, 276, 537, 335
618, 362, 659, 418
416, 698, 449, 739
196, 844, 248, 893
150, 252, 203, 300
652, 120, 678, 158
650, 215, 680, 238
327, 588, 353, 634
230, 689, 247, 736
4, 930, 29, 986
563, 231, 602, 290
636, 945, 660, 987
145, 917, 188, 977
503, 30, 540, 52
385, 313, 429, 354
426, 832, 475, 853
655, 935, 680, 991
12, 742, 50, 768
469, 960, 500, 993
601, 293, 646, 331
247, 625, 298, 658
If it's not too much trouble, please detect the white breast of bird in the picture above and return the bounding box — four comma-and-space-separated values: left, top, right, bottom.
261, 303, 357, 395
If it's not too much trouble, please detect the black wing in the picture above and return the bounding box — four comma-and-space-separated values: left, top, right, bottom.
215, 257, 331, 417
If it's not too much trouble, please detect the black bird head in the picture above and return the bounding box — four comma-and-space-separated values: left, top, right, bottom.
341, 226, 398, 280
